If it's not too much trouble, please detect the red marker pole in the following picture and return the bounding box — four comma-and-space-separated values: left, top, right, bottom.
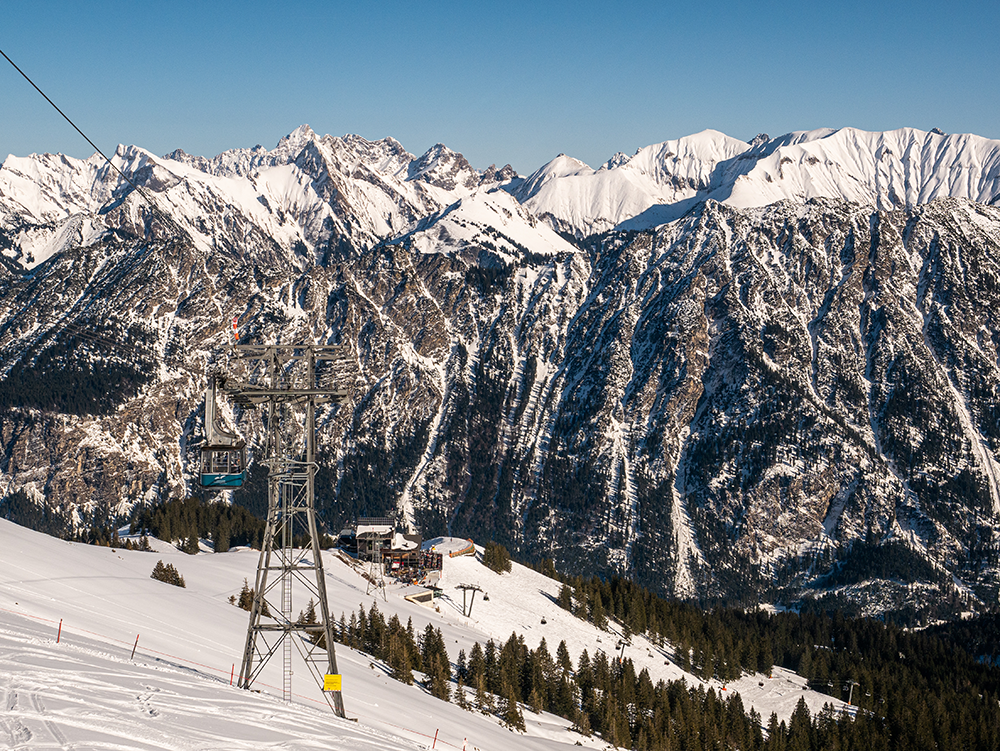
230, 664, 235, 686
130, 634, 139, 660
56, 619, 62, 643
432, 729, 439, 748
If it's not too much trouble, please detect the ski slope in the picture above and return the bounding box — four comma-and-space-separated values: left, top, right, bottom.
0, 520, 846, 749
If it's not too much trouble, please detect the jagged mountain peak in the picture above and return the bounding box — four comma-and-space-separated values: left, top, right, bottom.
600, 152, 631, 171
725, 126, 1000, 210
480, 163, 518, 184
515, 126, 1000, 236
407, 143, 479, 190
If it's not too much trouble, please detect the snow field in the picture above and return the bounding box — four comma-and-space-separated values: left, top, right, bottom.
0, 520, 846, 749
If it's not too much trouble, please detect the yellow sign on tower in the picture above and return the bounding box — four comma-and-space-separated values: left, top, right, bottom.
323, 674, 342, 692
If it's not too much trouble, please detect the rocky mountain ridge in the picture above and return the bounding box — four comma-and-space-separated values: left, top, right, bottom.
2, 125, 1000, 623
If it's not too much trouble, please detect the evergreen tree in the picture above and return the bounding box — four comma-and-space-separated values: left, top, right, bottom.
482, 541, 512, 574
214, 520, 231, 553
766, 712, 786, 751
237, 578, 253, 610
787, 697, 812, 751
591, 595, 607, 630
455, 675, 469, 710
388, 631, 414, 685
150, 560, 185, 587
468, 641, 485, 685
556, 639, 573, 673
475, 672, 492, 714
558, 583, 573, 610
501, 682, 525, 732
182, 534, 200, 555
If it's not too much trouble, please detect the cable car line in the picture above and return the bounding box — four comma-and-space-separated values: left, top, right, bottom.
0, 47, 238, 383
0, 46, 175, 231
0, 48, 315, 492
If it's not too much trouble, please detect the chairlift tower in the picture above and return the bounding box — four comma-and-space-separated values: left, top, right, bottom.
225, 344, 348, 718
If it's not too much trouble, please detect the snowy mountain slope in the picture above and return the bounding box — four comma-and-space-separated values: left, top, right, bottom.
518, 127, 1000, 236
725, 127, 1000, 210
0, 613, 416, 751
0, 518, 844, 750
514, 130, 752, 235
0, 125, 518, 272
3, 126, 1000, 622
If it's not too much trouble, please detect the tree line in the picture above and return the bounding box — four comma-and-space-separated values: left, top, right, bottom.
130, 497, 266, 552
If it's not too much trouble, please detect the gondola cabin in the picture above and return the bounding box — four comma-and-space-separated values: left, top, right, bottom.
200, 445, 247, 487
200, 374, 247, 488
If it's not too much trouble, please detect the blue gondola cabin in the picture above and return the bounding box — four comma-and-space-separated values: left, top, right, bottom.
200, 445, 247, 487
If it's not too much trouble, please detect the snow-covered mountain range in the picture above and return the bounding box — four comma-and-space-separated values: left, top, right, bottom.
2, 125, 1000, 622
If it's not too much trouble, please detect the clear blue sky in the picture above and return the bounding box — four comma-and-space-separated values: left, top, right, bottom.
2, 0, 997, 174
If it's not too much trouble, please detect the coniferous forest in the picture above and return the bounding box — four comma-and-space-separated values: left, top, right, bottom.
327, 562, 1000, 751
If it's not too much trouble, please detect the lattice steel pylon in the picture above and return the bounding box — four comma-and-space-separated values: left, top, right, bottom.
227, 344, 348, 718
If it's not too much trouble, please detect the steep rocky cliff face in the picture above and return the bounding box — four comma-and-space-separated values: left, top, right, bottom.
2, 126, 1000, 622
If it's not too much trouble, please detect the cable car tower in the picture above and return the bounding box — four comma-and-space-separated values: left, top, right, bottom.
219, 343, 349, 718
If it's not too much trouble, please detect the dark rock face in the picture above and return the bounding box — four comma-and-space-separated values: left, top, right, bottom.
2, 130, 1000, 623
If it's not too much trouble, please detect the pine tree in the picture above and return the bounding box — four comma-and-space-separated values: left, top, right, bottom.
573, 705, 592, 736
183, 534, 199, 555
557, 639, 573, 673
150, 560, 185, 587
766, 712, 786, 751
214, 520, 230, 553
237, 578, 253, 610
528, 684, 544, 714
151, 559, 167, 582
483, 541, 512, 574
429, 659, 451, 702
469, 641, 485, 683
553, 675, 575, 718
475, 672, 492, 715
388, 631, 414, 685
501, 682, 525, 732
558, 583, 573, 610
591, 596, 608, 630
787, 697, 812, 751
